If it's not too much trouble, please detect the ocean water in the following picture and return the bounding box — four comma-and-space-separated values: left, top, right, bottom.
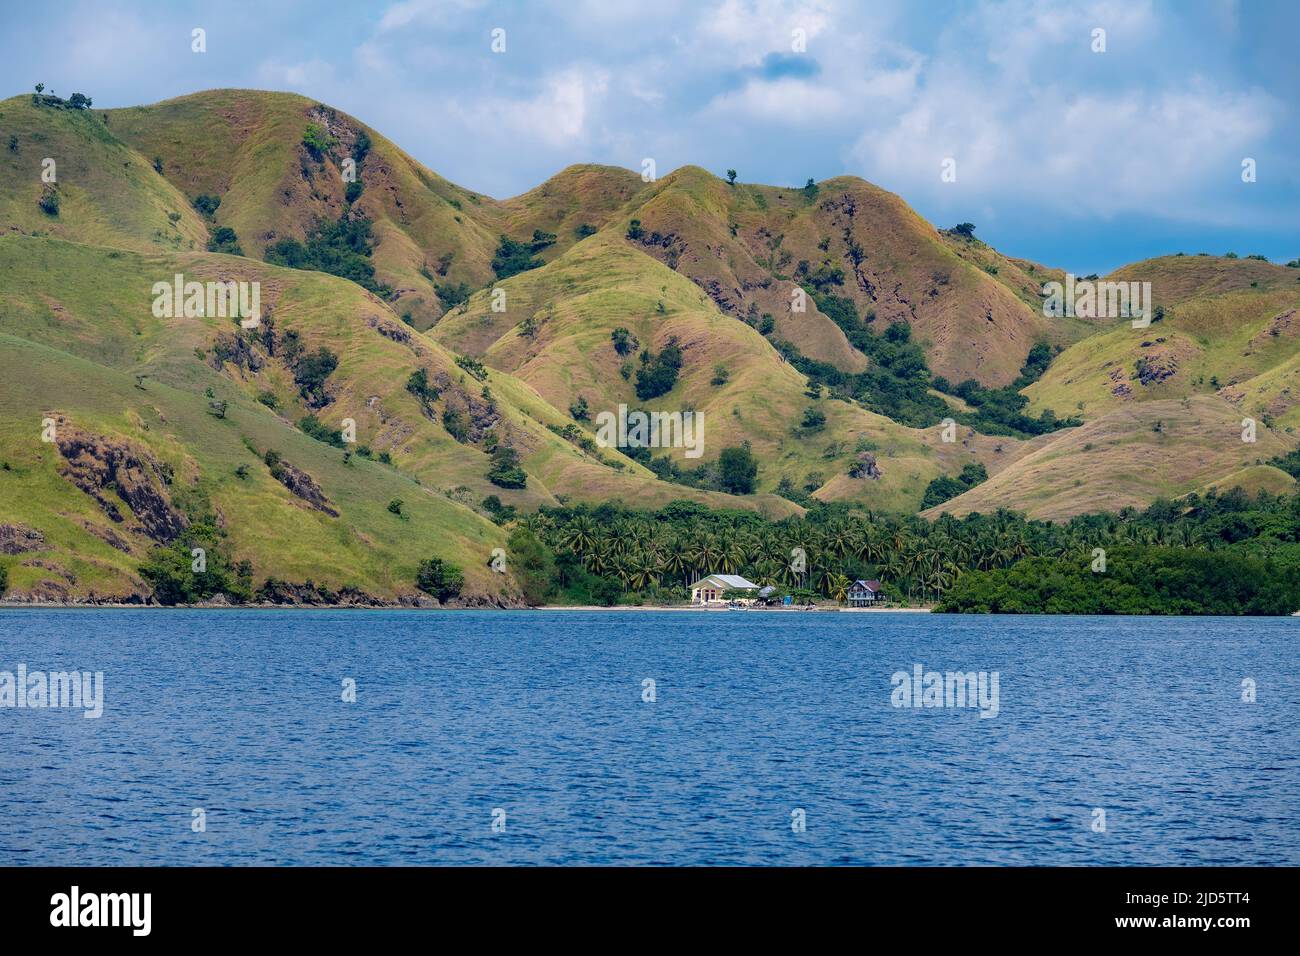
0, 609, 1295, 866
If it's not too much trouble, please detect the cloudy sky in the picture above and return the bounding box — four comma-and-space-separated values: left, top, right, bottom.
2, 0, 1295, 272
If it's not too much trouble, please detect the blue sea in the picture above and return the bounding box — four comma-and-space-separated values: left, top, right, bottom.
0, 609, 1295, 866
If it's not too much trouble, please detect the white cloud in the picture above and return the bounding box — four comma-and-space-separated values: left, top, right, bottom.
851, 65, 1279, 222
701, 0, 835, 60
450, 66, 611, 149
376, 0, 484, 34
704, 77, 845, 123
256, 59, 336, 91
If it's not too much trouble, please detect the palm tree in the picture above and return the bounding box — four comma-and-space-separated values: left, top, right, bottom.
661, 541, 690, 588
563, 515, 598, 558
611, 554, 635, 593
716, 533, 745, 574
629, 552, 660, 591
689, 535, 720, 580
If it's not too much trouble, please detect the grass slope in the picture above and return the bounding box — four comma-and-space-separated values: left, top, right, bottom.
432, 230, 1020, 511
924, 395, 1294, 521
0, 333, 510, 603
0, 95, 208, 252
616, 166, 1068, 386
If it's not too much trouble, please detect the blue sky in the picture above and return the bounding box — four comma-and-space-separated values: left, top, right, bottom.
2, 0, 1295, 273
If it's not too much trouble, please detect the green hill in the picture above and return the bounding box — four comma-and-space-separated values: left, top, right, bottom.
2, 86, 1299, 603
0, 94, 208, 252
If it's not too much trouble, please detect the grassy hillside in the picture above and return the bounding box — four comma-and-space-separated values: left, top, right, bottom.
105, 89, 502, 329
613, 167, 1082, 387
1110, 253, 1300, 305
0, 332, 511, 603
0, 94, 208, 252
1025, 281, 1300, 426
3, 82, 1297, 607
104, 92, 648, 332
924, 395, 1293, 520
0, 233, 800, 602
431, 229, 1028, 511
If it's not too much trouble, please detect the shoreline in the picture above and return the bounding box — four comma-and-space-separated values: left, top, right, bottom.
537, 604, 933, 613
0, 600, 932, 612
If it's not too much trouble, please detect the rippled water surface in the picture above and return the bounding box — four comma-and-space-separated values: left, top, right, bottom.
0, 609, 1295, 865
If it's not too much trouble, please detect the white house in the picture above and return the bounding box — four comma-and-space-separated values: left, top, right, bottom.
847, 579, 884, 607
690, 573, 760, 605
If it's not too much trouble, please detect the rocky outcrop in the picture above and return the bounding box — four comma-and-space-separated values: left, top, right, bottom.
54, 425, 187, 543
1247, 309, 1298, 352
1135, 352, 1178, 386
849, 452, 883, 479
0, 523, 46, 555
210, 331, 266, 373
79, 518, 133, 553
263, 452, 338, 516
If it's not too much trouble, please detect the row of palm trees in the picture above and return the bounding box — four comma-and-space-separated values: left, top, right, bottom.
515, 506, 1224, 604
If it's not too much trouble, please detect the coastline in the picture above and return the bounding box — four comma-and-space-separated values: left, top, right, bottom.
0, 599, 932, 612
537, 604, 933, 613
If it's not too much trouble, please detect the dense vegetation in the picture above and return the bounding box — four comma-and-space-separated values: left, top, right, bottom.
138, 491, 252, 605
1268, 448, 1300, 479
499, 487, 1300, 613
937, 547, 1300, 615
776, 285, 1078, 437
415, 557, 464, 602
29, 84, 93, 111
265, 212, 392, 297
491, 230, 555, 279
487, 444, 528, 488
192, 194, 221, 218
921, 462, 988, 509
625, 442, 760, 495
206, 226, 243, 256
634, 337, 684, 400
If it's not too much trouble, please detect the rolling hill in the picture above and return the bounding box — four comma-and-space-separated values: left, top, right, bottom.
2, 86, 1298, 601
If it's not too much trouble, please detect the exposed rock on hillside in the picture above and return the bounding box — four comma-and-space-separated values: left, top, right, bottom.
0, 523, 47, 554
54, 425, 187, 543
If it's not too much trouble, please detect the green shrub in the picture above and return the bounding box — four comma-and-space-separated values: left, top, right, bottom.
435, 281, 471, 308
416, 557, 464, 602
455, 355, 488, 381
611, 327, 639, 355
487, 444, 527, 488
718, 444, 758, 494
192, 194, 221, 218
634, 338, 683, 400
507, 527, 555, 605
442, 405, 469, 442
299, 414, 345, 447
265, 212, 391, 297
207, 226, 243, 255
491, 235, 543, 279
406, 368, 440, 404
302, 123, 336, 159
292, 347, 338, 406
921, 461, 988, 509
800, 407, 826, 432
